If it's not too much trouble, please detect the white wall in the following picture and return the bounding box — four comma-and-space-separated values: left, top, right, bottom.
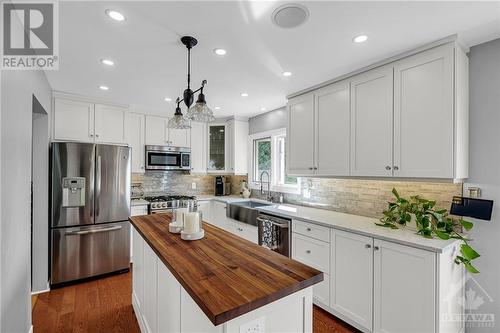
248, 107, 286, 134
466, 38, 500, 333
1, 68, 52, 332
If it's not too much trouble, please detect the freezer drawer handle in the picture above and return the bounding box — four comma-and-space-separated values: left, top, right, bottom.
65, 225, 122, 236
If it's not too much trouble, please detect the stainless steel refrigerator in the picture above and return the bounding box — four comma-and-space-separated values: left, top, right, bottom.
50, 142, 131, 285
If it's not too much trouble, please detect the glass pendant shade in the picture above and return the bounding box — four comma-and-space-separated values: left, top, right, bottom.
187, 92, 216, 123
168, 105, 191, 129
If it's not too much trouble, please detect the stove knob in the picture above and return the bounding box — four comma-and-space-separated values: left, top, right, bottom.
151, 203, 157, 208
162, 203, 167, 208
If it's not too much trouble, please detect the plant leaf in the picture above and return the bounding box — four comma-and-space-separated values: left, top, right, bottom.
464, 262, 480, 274
460, 219, 474, 231
435, 230, 451, 240
392, 188, 400, 200
461, 244, 480, 260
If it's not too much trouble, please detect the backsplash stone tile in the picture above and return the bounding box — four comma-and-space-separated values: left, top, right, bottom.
253, 178, 462, 219
131, 172, 248, 197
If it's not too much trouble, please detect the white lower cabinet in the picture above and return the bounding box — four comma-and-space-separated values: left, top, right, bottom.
130, 205, 148, 263
143, 243, 158, 333
197, 200, 212, 224
373, 239, 436, 333
330, 229, 373, 332
132, 228, 144, 314
289, 219, 464, 333
226, 219, 258, 244
211, 201, 229, 230
158, 262, 181, 333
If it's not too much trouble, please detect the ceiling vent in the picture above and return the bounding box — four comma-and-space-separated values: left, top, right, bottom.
272, 4, 309, 29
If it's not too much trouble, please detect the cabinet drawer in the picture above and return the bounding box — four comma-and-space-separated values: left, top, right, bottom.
131, 205, 148, 216
314, 273, 330, 307
293, 220, 330, 243
228, 220, 258, 244
292, 233, 330, 272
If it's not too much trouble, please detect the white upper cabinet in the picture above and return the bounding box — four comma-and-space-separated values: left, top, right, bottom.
373, 239, 436, 333
226, 119, 248, 175
94, 104, 126, 144
393, 44, 454, 178
190, 121, 207, 173
126, 113, 145, 173
287, 93, 315, 175
145, 115, 168, 146
350, 66, 394, 177
53, 98, 94, 142
315, 81, 350, 175
287, 41, 468, 179
169, 126, 190, 147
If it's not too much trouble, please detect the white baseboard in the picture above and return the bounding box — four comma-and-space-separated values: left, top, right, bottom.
31, 286, 50, 295
28, 324, 33, 333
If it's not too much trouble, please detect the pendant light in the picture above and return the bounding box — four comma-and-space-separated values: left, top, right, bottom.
167, 98, 191, 129
169, 36, 215, 124
187, 80, 216, 122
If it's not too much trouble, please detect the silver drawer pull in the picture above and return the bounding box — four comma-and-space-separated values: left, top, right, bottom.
65, 225, 122, 236
374, 246, 380, 251
365, 244, 372, 249
306, 227, 312, 231
306, 250, 311, 254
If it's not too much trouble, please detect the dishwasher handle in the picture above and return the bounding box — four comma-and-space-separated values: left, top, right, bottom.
257, 217, 289, 229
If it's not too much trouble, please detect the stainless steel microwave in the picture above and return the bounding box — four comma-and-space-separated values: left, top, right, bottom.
145, 145, 191, 171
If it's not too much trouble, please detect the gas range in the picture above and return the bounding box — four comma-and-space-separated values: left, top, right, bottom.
144, 195, 197, 213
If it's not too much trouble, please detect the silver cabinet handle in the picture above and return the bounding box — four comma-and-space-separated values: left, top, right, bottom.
385, 166, 392, 170
238, 227, 243, 231
306, 250, 311, 254
393, 166, 399, 171
313, 167, 318, 170
374, 246, 380, 251
65, 225, 122, 236
308, 167, 313, 170
95, 134, 100, 138
90, 134, 94, 138
306, 227, 312, 231
365, 244, 372, 248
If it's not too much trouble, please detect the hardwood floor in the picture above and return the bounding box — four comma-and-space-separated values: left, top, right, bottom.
33, 270, 359, 333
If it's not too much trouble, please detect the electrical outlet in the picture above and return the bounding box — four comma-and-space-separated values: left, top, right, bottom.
239, 317, 265, 333
191, 182, 197, 189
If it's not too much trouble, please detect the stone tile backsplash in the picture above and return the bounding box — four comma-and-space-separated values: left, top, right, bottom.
132, 172, 462, 220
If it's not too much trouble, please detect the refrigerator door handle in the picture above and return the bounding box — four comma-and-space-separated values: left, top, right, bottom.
96, 154, 102, 218
65, 225, 122, 236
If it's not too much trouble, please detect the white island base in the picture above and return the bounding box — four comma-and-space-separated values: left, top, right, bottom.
132, 228, 314, 333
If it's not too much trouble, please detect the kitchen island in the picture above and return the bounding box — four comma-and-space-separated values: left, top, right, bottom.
129, 213, 323, 333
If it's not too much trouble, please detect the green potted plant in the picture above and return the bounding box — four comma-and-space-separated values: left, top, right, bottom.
377, 188, 480, 274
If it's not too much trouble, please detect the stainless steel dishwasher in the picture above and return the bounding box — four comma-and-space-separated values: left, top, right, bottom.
257, 213, 291, 257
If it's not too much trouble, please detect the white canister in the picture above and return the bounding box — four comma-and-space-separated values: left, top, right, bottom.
183, 212, 201, 234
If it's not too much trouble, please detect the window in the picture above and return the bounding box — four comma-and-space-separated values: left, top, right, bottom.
249, 129, 299, 194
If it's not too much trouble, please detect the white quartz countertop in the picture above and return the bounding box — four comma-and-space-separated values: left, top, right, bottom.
256, 204, 459, 253
131, 198, 150, 206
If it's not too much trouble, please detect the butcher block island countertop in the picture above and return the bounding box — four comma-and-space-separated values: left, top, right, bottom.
129, 213, 323, 328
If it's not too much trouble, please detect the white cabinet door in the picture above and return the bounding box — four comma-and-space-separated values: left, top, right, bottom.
292, 233, 330, 273
225, 120, 234, 173
373, 239, 436, 333
350, 66, 393, 177
158, 262, 181, 333
53, 98, 94, 142
168, 126, 190, 147
143, 243, 158, 333
190, 121, 206, 173
132, 228, 144, 311
126, 113, 145, 173
197, 200, 211, 223
287, 93, 315, 175
94, 104, 126, 144
227, 219, 258, 244
330, 230, 373, 332
393, 45, 454, 178
315, 81, 350, 175
145, 115, 168, 145
211, 201, 228, 230
231, 119, 249, 175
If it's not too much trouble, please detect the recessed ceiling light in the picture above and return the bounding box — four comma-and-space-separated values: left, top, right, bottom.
164, 97, 172, 102
282, 71, 292, 77
105, 9, 125, 22
353, 34, 368, 43
100, 58, 115, 66
99, 85, 109, 91
240, 93, 249, 97
213, 48, 227, 56
260, 107, 267, 111
214, 106, 221, 110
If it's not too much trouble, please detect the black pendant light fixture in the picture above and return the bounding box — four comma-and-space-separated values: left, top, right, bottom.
168, 36, 215, 128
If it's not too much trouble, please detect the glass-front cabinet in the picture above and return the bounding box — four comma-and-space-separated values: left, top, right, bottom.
207, 123, 226, 172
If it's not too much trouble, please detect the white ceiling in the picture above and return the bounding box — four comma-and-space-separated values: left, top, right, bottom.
46, 1, 500, 118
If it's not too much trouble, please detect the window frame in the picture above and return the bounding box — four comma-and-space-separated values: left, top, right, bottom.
248, 128, 300, 194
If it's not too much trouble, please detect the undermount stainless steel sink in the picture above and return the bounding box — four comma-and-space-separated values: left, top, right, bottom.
227, 200, 274, 226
